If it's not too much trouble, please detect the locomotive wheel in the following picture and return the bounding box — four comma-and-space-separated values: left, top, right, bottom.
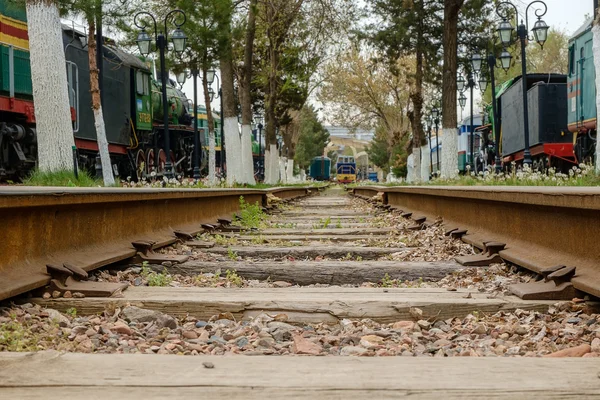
146, 149, 155, 175
135, 150, 146, 180
157, 149, 167, 174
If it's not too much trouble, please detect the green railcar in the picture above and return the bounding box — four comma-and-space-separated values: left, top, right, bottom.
309, 156, 331, 181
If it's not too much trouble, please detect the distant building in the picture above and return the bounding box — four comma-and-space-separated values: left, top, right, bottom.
324, 126, 375, 142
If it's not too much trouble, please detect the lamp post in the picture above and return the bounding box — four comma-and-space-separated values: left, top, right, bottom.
426, 118, 433, 176
135, 10, 187, 179
496, 1, 549, 166
431, 106, 440, 174
206, 70, 225, 175
175, 68, 201, 179
255, 115, 264, 158
473, 38, 510, 173
458, 43, 488, 172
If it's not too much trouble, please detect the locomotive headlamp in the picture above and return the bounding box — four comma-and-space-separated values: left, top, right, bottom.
207, 70, 216, 85
499, 49, 512, 72
176, 71, 187, 85
136, 29, 152, 56
458, 93, 467, 109
532, 18, 549, 48
478, 75, 488, 92
171, 28, 187, 54
431, 107, 439, 119
471, 52, 483, 74
497, 19, 513, 46
457, 74, 466, 92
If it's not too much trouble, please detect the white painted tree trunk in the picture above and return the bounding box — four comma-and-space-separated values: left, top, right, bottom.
26, 1, 75, 172
240, 124, 256, 184
224, 117, 241, 185
412, 147, 421, 183
279, 157, 287, 184
286, 158, 294, 182
208, 130, 216, 185
93, 107, 114, 185
593, 23, 600, 173
406, 154, 415, 183
420, 145, 430, 182
264, 144, 279, 184
441, 128, 458, 179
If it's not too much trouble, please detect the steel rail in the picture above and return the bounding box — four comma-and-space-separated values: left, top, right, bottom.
353, 185, 600, 298
0, 186, 314, 301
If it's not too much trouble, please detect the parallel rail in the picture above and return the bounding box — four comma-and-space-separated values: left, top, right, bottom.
0, 186, 313, 301
353, 186, 600, 298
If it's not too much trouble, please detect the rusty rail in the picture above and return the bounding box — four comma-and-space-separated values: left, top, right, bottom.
353, 185, 600, 298
0, 186, 313, 301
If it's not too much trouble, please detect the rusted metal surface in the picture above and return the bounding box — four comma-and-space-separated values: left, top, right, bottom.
353, 186, 600, 298
0, 186, 311, 301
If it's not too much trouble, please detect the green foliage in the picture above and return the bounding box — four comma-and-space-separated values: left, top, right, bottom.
235, 196, 267, 229
227, 248, 238, 261
335, 218, 342, 229
225, 269, 243, 287
141, 264, 173, 287
294, 106, 331, 168
65, 308, 77, 318
380, 273, 396, 288
23, 169, 101, 187
366, 125, 409, 177
0, 318, 39, 352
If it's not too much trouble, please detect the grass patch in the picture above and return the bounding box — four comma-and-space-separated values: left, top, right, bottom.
141, 263, 173, 287
23, 169, 102, 187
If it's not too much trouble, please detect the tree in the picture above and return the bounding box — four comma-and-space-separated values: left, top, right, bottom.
319, 45, 413, 164
440, 0, 492, 179
26, 0, 75, 172
293, 106, 330, 169
68, 0, 129, 186
595, 9, 600, 172
171, 0, 228, 185
239, 0, 258, 185
368, 0, 443, 182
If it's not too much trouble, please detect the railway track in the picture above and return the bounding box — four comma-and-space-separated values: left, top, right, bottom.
1, 185, 600, 398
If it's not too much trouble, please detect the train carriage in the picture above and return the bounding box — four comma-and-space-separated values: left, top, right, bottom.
567, 17, 597, 164
336, 155, 356, 183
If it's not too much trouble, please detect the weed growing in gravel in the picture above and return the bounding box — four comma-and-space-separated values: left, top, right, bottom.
235, 196, 267, 229
225, 270, 243, 287
212, 234, 238, 247
227, 248, 239, 260
380, 273, 397, 288
0, 318, 39, 351
141, 264, 173, 287
335, 219, 342, 229
65, 308, 77, 318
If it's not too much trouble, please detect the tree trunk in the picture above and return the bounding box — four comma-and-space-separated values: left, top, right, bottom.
87, 16, 114, 186
593, 19, 600, 172
202, 65, 216, 185
410, 0, 425, 182
440, 0, 463, 179
239, 0, 258, 185
220, 55, 240, 185
264, 4, 280, 184
26, 0, 75, 172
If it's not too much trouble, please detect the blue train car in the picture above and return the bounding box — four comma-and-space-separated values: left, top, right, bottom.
336, 156, 356, 183
567, 18, 597, 162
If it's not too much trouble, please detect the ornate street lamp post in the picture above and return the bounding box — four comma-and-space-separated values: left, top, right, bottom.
496, 0, 549, 166
135, 10, 187, 179
176, 68, 201, 179
206, 70, 225, 176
